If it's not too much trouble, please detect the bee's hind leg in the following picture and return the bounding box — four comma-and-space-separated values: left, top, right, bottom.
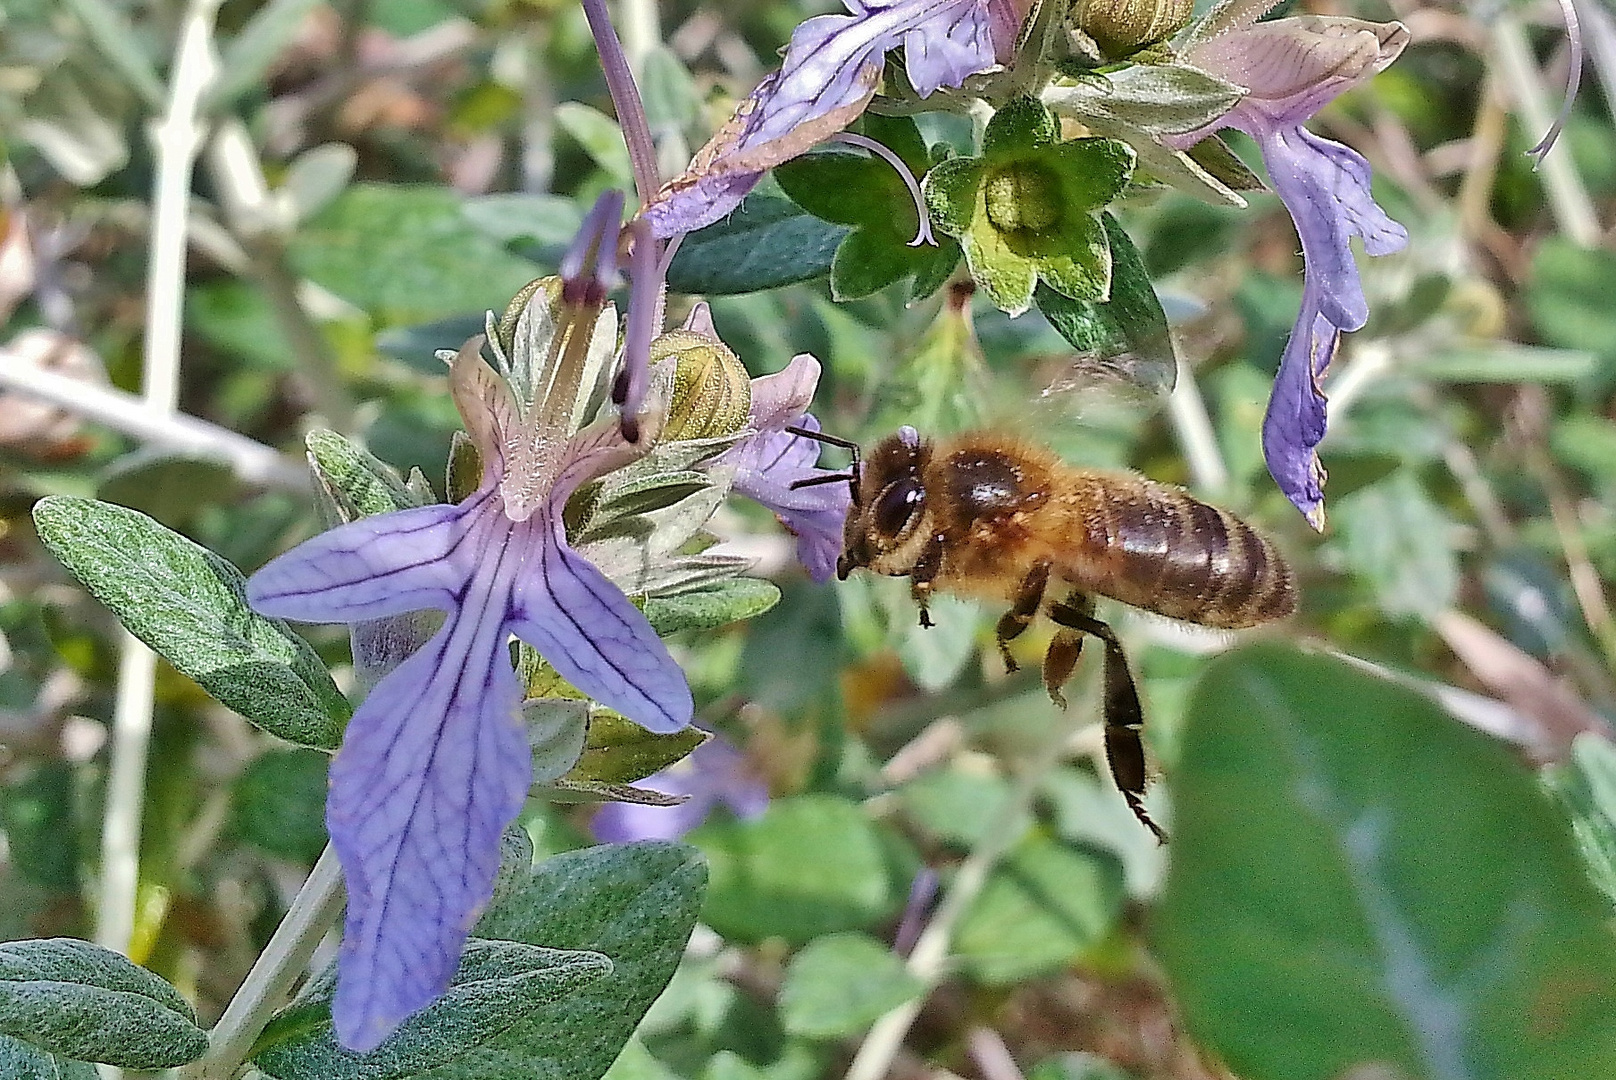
994, 559, 1052, 673
1048, 596, 1167, 845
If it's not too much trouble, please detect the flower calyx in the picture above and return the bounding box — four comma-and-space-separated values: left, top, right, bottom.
923, 96, 1134, 315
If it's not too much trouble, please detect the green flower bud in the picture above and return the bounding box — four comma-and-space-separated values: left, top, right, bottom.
1072, 0, 1193, 54
983, 162, 1065, 235
653, 329, 753, 441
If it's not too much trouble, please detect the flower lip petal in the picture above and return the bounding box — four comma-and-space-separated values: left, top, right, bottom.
247, 500, 470, 625
327, 547, 532, 1052
509, 510, 693, 734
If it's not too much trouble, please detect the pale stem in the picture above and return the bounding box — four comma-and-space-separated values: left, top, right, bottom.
97, 0, 223, 1011
843, 707, 1089, 1080
204, 120, 357, 428
620, 0, 662, 74
1165, 350, 1230, 498
1491, 15, 1600, 246
0, 361, 307, 490
178, 844, 347, 1080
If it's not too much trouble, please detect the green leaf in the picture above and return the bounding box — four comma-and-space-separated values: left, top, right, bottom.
1331, 471, 1460, 618
289, 184, 541, 323
254, 941, 612, 1080
983, 97, 1061, 154
1158, 645, 1616, 1080
644, 578, 782, 635
32, 497, 350, 750
555, 103, 635, 186
233, 749, 329, 863
1033, 213, 1175, 392
1407, 344, 1598, 383
0, 938, 207, 1069
256, 845, 703, 1079
1552, 415, 1616, 490
695, 795, 902, 943
899, 768, 1023, 848
665, 195, 848, 295
778, 933, 923, 1039
209, 0, 326, 110
97, 452, 243, 532
1043, 64, 1244, 140
440, 842, 706, 1079
1526, 238, 1616, 363
571, 711, 708, 785
953, 835, 1126, 985
1, 764, 82, 892
0, 1035, 98, 1080
527, 700, 590, 786
1547, 733, 1616, 907
306, 428, 423, 523
1026, 1052, 1130, 1080
775, 117, 961, 301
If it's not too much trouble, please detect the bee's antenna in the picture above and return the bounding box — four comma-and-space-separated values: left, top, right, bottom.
785, 425, 862, 500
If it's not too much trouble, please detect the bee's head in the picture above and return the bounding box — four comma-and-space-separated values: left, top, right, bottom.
839, 425, 933, 580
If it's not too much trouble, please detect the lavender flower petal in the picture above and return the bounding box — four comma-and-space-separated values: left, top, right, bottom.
509, 510, 693, 734
247, 502, 468, 623
1263, 306, 1335, 529
591, 736, 769, 842
327, 508, 532, 1052
902, 0, 1001, 95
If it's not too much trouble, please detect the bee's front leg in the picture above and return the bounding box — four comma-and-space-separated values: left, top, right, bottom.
910, 532, 946, 628
994, 559, 1052, 673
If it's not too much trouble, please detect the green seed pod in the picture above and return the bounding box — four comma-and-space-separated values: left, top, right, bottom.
983, 161, 1066, 235
653, 329, 753, 441
1071, 0, 1193, 54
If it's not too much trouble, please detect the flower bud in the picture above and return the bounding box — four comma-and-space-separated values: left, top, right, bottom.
653, 329, 753, 441
1072, 0, 1193, 55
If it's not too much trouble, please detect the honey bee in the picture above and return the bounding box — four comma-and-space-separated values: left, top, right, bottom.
791, 424, 1296, 841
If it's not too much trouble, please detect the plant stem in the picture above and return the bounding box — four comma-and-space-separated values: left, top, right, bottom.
843, 703, 1087, 1080
96, 0, 224, 981
1166, 351, 1230, 498
1492, 15, 1600, 246
579, 0, 660, 206
0, 361, 306, 490
179, 844, 346, 1080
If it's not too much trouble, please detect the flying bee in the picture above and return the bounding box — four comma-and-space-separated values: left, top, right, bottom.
790, 424, 1296, 841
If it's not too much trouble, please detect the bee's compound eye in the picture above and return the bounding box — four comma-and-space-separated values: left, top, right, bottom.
873, 478, 924, 540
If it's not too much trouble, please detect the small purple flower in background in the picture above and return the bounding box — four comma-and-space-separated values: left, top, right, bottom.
247, 194, 692, 1053
681, 303, 853, 583
592, 735, 769, 842
1169, 7, 1409, 529
642, 0, 1035, 238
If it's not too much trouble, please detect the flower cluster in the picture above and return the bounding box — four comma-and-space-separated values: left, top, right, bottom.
249, 196, 844, 1050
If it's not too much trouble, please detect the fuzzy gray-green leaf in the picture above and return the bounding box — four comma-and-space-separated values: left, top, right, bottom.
0, 939, 207, 1069
32, 497, 349, 749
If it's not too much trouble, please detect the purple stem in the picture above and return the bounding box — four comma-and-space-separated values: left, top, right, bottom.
615, 216, 660, 443
579, 0, 662, 207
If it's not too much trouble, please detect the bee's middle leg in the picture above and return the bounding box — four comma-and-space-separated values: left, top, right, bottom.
910, 532, 946, 629
994, 559, 1052, 673
1049, 596, 1166, 844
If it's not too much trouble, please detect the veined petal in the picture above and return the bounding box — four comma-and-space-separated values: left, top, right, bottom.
1260, 125, 1406, 333
509, 510, 693, 734
247, 500, 473, 624
327, 528, 532, 1052
902, 0, 1000, 96
747, 354, 822, 431
1263, 303, 1336, 530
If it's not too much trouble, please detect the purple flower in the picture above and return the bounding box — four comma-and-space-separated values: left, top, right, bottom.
1169, 12, 1409, 528
672, 304, 852, 583
247, 201, 692, 1053
591, 735, 769, 842
641, 0, 1033, 238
